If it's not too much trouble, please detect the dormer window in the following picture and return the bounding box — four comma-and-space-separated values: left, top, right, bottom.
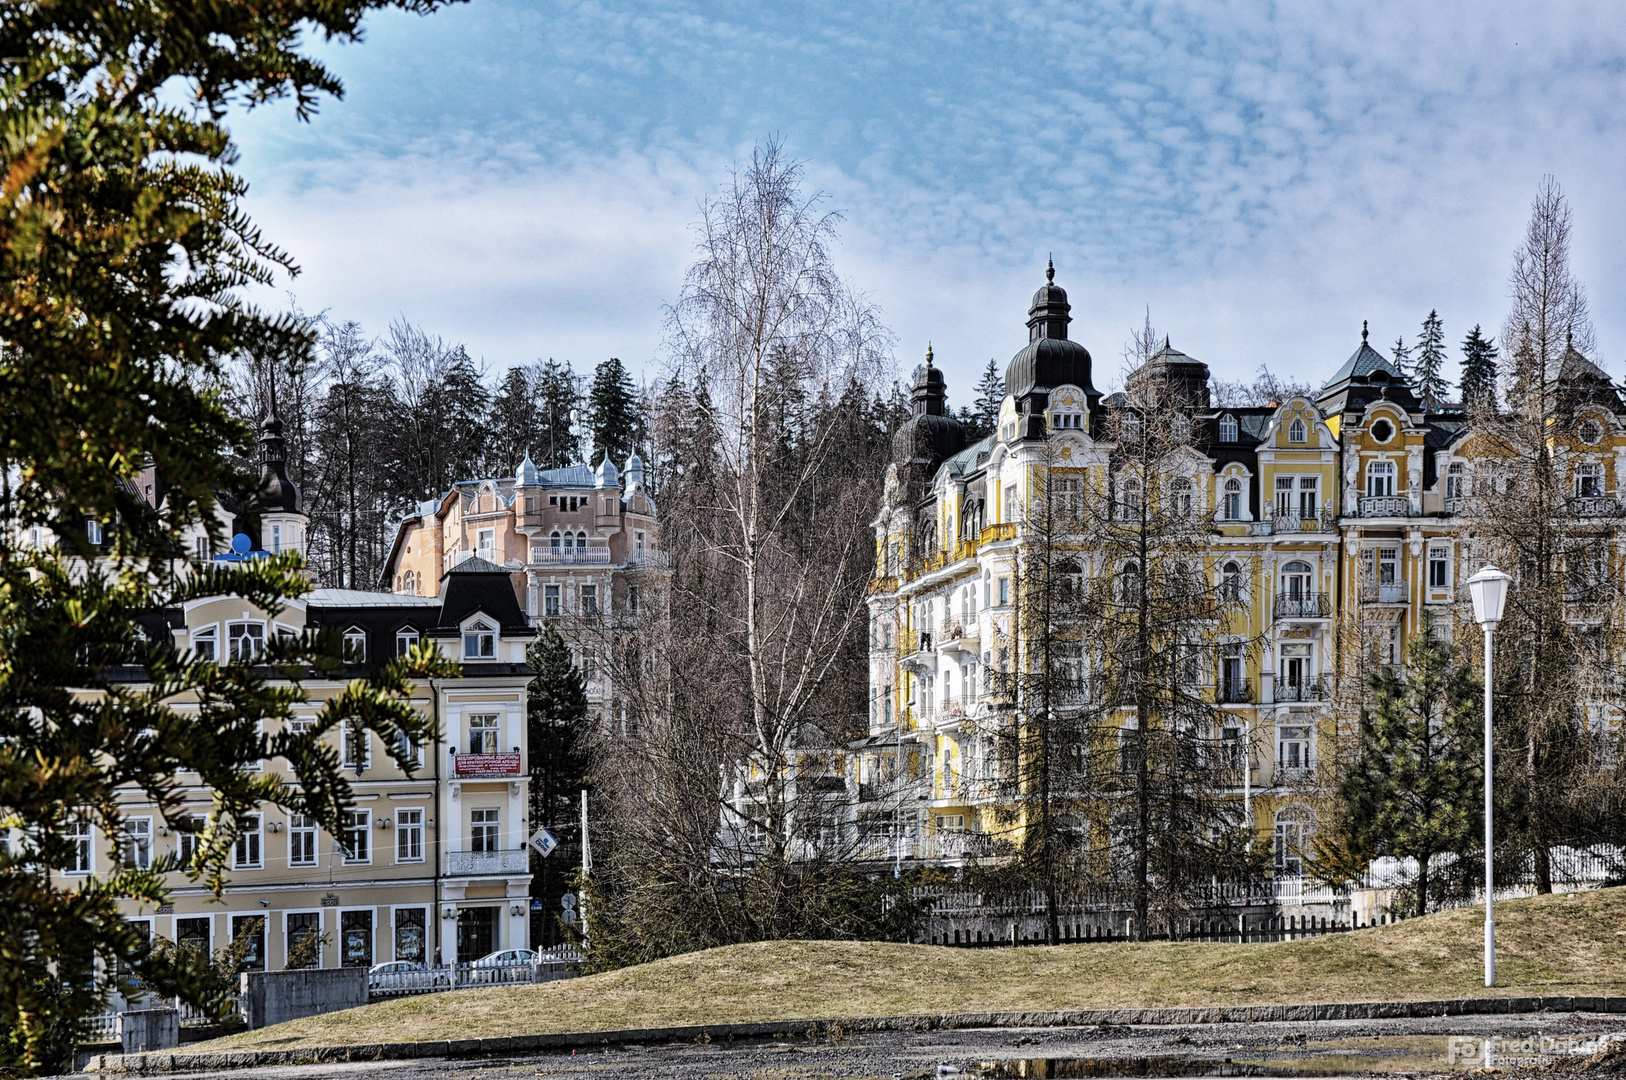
343, 627, 367, 663
193, 625, 218, 662
1288, 418, 1306, 443
1218, 415, 1238, 443
228, 621, 265, 663
1170, 414, 1190, 442
396, 628, 420, 657
463, 620, 496, 659
1119, 413, 1141, 442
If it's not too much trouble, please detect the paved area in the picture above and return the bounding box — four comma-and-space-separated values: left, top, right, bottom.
83, 1012, 1624, 1079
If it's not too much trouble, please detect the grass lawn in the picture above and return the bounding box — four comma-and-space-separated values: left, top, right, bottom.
207, 887, 1626, 1052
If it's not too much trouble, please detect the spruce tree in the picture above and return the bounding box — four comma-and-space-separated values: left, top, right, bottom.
489, 365, 541, 476
588, 357, 641, 466
1459, 325, 1500, 410
1339, 613, 1482, 916
1413, 310, 1450, 410
1391, 335, 1411, 379
526, 626, 591, 948
536, 359, 582, 469
972, 358, 1005, 439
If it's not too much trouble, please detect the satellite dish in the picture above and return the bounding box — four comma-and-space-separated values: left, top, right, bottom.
231, 533, 253, 554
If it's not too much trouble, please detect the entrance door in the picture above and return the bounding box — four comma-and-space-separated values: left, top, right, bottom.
340, 909, 373, 968
456, 907, 496, 963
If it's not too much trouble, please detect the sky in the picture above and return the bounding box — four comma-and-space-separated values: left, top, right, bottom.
231, 0, 1626, 401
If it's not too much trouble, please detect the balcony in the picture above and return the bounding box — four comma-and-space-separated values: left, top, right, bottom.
446, 849, 529, 876
1358, 580, 1408, 604
626, 550, 671, 569
1272, 764, 1317, 786
1267, 514, 1325, 535
1567, 495, 1624, 518
1273, 592, 1331, 620
1218, 678, 1253, 705
529, 545, 612, 566
1358, 496, 1411, 518
937, 623, 980, 657
1274, 675, 1329, 703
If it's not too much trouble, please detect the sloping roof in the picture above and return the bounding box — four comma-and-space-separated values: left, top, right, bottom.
307, 588, 441, 608
1322, 342, 1400, 389
443, 555, 506, 576
1549, 343, 1613, 385
434, 558, 531, 634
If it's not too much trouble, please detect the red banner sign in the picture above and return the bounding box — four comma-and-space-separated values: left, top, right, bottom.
455, 752, 522, 777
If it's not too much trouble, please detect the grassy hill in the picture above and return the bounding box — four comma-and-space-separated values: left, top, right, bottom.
210, 888, 1626, 1052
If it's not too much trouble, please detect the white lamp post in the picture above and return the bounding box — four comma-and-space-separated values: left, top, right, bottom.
1465, 564, 1511, 988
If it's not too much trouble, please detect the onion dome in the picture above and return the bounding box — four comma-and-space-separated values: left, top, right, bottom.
1005, 259, 1098, 411
623, 450, 645, 488
258, 392, 301, 514
515, 449, 539, 486
891, 344, 965, 470
594, 454, 619, 489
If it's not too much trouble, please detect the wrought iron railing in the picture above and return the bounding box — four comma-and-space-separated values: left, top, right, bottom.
1273, 592, 1330, 619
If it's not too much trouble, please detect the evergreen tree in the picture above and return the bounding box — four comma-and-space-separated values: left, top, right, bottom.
535, 359, 582, 469
434, 346, 492, 482
1459, 324, 1500, 409
489, 365, 542, 477
1413, 310, 1450, 410
1338, 613, 1482, 916
1391, 335, 1411, 378
971, 358, 1004, 439
526, 626, 591, 949
588, 357, 641, 466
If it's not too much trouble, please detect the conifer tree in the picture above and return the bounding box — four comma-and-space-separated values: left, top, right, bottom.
1391, 335, 1411, 378
1412, 310, 1450, 410
1459, 325, 1499, 410
526, 626, 591, 947
489, 365, 542, 477
536, 359, 583, 469
971, 359, 1005, 439
588, 357, 642, 466
1338, 614, 1482, 916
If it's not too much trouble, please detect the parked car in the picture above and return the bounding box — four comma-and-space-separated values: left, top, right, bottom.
471, 948, 539, 967
368, 961, 424, 977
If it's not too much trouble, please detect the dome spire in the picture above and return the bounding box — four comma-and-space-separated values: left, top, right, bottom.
925, 343, 933, 368
1046, 255, 1054, 284
1362, 319, 1369, 345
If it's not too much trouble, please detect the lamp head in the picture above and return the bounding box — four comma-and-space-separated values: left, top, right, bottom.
1465, 564, 1512, 627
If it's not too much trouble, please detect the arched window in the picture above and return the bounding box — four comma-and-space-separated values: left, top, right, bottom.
1170, 476, 1193, 516
1223, 477, 1242, 520
549, 530, 562, 555
576, 531, 588, 552
1366, 459, 1396, 497
1220, 560, 1243, 603
1446, 462, 1464, 500
1119, 561, 1142, 604
1288, 418, 1306, 443
1280, 560, 1313, 601
1118, 477, 1142, 519
1218, 415, 1238, 443
1273, 805, 1317, 875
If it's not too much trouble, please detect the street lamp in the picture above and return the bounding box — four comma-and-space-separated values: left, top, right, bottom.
1465, 564, 1511, 988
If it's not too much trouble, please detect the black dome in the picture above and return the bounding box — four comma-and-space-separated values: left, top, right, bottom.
1005, 260, 1096, 403
891, 345, 964, 469
258, 405, 302, 514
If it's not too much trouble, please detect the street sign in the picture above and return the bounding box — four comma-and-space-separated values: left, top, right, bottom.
528, 827, 559, 858
561, 893, 577, 926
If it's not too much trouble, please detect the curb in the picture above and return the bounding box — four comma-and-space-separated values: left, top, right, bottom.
82, 995, 1626, 1074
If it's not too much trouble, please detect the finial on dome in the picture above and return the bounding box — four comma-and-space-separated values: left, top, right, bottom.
1164, 334, 1170, 350
1362, 319, 1369, 344
1568, 327, 1574, 349
1046, 256, 1055, 284
926, 343, 933, 368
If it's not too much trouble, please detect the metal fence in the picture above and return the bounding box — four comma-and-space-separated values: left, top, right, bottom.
368, 948, 582, 999
929, 909, 1411, 948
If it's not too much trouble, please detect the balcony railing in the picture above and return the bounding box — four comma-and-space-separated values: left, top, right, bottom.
1358, 495, 1411, 517
1273, 764, 1317, 785
1273, 592, 1330, 619
1274, 675, 1329, 703
529, 546, 612, 565
1567, 495, 1623, 518
1218, 678, 1253, 704
1359, 580, 1408, 604
445, 849, 529, 876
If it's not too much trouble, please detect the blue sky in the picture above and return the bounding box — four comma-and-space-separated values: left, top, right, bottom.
232, 0, 1626, 400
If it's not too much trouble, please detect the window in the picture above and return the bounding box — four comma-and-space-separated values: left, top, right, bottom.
228, 621, 265, 662
1119, 561, 1142, 603
1169, 476, 1192, 516
176, 815, 205, 868
176, 917, 211, 958
342, 725, 370, 770
195, 535, 210, 561
1003, 485, 1017, 523
580, 584, 598, 616
395, 908, 427, 964
1279, 644, 1311, 696
463, 621, 495, 659
1220, 561, 1243, 603
997, 577, 1010, 606
1429, 547, 1450, 588
234, 814, 262, 868
395, 628, 419, 656
549, 531, 562, 556
270, 523, 283, 554
231, 915, 266, 971
67, 818, 92, 874
468, 713, 500, 755
343, 627, 367, 663
477, 528, 495, 562
1576, 462, 1603, 498
1377, 546, 1399, 585
1118, 476, 1142, 517
289, 813, 317, 867
544, 585, 560, 617
86, 518, 102, 545
1053, 476, 1081, 517
1280, 560, 1312, 601
286, 912, 321, 969
470, 808, 500, 853
1171, 414, 1190, 442
123, 818, 152, 870
1222, 478, 1242, 520
1298, 476, 1318, 520
635, 530, 646, 557
1119, 412, 1141, 442
1366, 460, 1396, 497
1288, 418, 1306, 443
341, 910, 373, 968
1274, 806, 1316, 875
396, 808, 424, 862
342, 810, 370, 864
627, 585, 640, 615
192, 626, 217, 662
1277, 723, 1311, 770
1370, 418, 1394, 443
1275, 476, 1294, 519
1579, 418, 1603, 444
1446, 462, 1464, 499
1218, 415, 1238, 443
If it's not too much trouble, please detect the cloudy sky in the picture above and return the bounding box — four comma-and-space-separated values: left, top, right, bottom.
232, 0, 1626, 400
